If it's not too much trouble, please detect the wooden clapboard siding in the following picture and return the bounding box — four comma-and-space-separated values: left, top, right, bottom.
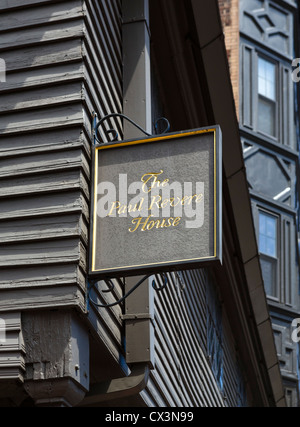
0, 0, 86, 314
140, 268, 247, 407
82, 0, 123, 137
81, 0, 123, 361
140, 271, 218, 407
0, 0, 123, 366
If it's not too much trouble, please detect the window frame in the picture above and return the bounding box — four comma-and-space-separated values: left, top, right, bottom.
259, 210, 278, 258
258, 209, 280, 301
240, 42, 295, 148
255, 54, 279, 140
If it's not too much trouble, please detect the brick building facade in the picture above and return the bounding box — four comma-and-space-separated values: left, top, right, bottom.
219, 0, 240, 115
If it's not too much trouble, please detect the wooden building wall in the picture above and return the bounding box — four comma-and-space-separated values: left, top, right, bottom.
141, 268, 248, 407
0, 0, 124, 386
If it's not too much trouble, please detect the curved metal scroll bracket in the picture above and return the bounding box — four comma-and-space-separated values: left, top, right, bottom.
94, 113, 170, 144
152, 273, 168, 292
88, 273, 168, 310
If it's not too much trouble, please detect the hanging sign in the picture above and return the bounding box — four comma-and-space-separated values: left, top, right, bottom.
89, 126, 222, 278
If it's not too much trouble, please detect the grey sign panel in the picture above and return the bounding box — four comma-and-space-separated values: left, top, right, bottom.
89, 126, 222, 278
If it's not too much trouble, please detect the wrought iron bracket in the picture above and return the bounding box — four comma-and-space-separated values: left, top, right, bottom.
93, 112, 170, 144
87, 274, 168, 310
88, 112, 171, 310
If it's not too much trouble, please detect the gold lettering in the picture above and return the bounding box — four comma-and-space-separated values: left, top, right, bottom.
128, 198, 145, 213
147, 220, 156, 231
173, 217, 181, 227
154, 219, 166, 229
129, 215, 153, 233
184, 196, 193, 205
150, 195, 162, 210
181, 196, 190, 206
195, 193, 204, 203
161, 198, 169, 209
189, 194, 204, 204
184, 194, 203, 205
118, 204, 128, 215
138, 198, 145, 211
156, 217, 182, 228
108, 201, 121, 216
170, 197, 181, 208
129, 216, 182, 232
161, 218, 172, 228
141, 171, 164, 193
167, 218, 173, 227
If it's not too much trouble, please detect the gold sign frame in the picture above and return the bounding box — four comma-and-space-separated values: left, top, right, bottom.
89, 126, 222, 279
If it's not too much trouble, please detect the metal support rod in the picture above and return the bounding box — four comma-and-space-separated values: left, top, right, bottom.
94, 112, 170, 144
88, 274, 168, 310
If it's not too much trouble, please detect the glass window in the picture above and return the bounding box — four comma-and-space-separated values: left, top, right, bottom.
258, 58, 276, 100
259, 212, 278, 298
259, 212, 277, 257
258, 98, 276, 136
260, 257, 277, 297
257, 57, 277, 137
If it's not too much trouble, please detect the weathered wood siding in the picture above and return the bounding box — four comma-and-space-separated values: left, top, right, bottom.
141, 269, 247, 407
0, 0, 123, 375
81, 0, 124, 365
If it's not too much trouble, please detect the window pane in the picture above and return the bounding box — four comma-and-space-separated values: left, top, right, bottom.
266, 237, 276, 256
261, 257, 277, 297
259, 213, 266, 234
260, 235, 267, 254
266, 216, 275, 237
259, 212, 277, 257
258, 57, 276, 101
258, 96, 276, 136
